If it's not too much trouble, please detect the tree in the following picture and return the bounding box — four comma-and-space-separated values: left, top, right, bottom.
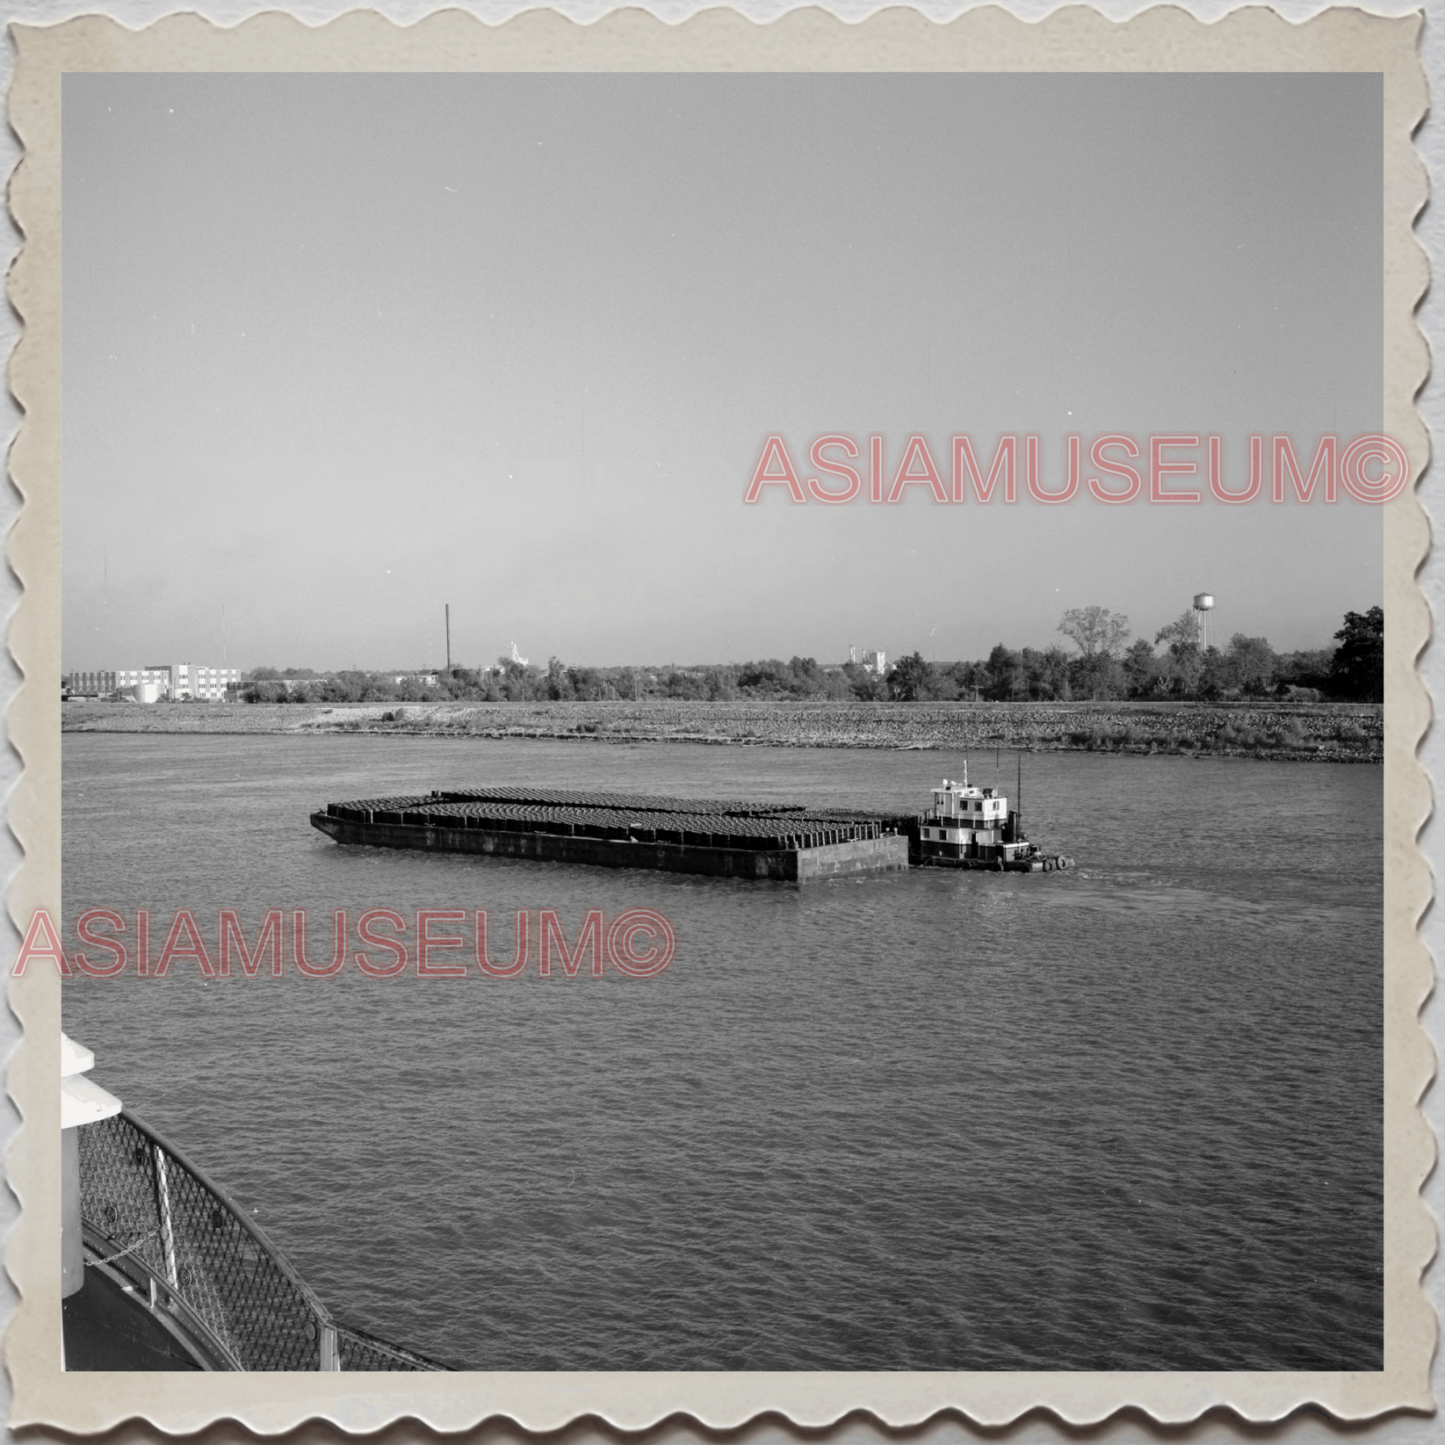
705, 666, 739, 701
1276, 648, 1334, 698
1154, 612, 1205, 697
939, 660, 986, 699
887, 652, 932, 701
1330, 606, 1384, 702
1058, 606, 1131, 660
918, 668, 960, 702
1154, 611, 1199, 652
844, 663, 887, 701
983, 644, 1026, 700
1226, 634, 1278, 697
787, 656, 826, 697
1197, 646, 1232, 700
733, 659, 777, 696
568, 666, 618, 701
664, 670, 709, 700
546, 656, 575, 701
1121, 638, 1158, 698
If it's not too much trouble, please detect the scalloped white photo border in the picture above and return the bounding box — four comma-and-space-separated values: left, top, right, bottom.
2, 5, 1433, 1435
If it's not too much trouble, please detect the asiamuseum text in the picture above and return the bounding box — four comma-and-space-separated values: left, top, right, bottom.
18, 908, 677, 979
744, 433, 1408, 506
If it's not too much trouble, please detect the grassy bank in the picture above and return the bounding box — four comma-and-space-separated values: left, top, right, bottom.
61, 699, 1383, 762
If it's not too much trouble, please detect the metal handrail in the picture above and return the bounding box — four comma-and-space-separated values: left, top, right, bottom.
78, 1107, 446, 1371
80, 1232, 244, 1370
112, 1107, 337, 1323
335, 1320, 460, 1372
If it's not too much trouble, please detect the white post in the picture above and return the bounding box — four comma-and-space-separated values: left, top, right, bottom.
61, 1035, 122, 1299
154, 1149, 179, 1289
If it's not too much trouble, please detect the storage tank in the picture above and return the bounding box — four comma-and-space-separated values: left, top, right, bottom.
129, 682, 161, 704
1192, 593, 1215, 648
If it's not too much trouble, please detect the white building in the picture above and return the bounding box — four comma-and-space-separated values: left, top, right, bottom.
64, 663, 242, 701
861, 650, 887, 676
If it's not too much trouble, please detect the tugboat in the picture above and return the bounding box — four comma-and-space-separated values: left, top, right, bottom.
916, 763, 1074, 873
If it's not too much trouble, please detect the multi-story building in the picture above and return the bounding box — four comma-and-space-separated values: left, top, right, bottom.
151, 664, 241, 700
861, 650, 887, 677
64, 670, 114, 697
64, 664, 242, 701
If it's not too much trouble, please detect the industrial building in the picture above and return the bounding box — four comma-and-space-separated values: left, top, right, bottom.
64, 663, 241, 702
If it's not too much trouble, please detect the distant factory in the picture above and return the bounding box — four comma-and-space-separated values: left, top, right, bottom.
64, 663, 242, 702
847, 646, 888, 675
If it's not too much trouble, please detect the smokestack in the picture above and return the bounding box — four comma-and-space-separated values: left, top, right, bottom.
445, 603, 451, 673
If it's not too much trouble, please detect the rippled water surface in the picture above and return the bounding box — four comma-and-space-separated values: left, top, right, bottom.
62, 734, 1382, 1370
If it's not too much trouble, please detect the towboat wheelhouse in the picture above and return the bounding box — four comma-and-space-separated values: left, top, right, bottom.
918, 767, 1036, 868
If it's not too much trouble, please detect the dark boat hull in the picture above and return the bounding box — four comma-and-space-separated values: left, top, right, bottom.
310, 812, 910, 881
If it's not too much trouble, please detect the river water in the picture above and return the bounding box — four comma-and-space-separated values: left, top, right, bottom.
61, 734, 1382, 1371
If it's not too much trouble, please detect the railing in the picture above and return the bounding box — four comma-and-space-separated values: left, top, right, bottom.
78, 1109, 450, 1371
335, 1321, 451, 1371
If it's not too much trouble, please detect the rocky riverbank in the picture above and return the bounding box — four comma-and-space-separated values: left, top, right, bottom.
62, 698, 1383, 761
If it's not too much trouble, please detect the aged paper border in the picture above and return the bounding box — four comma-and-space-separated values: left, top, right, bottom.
4, 4, 1433, 1434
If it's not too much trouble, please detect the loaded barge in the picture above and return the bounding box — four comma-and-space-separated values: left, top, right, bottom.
311, 777, 1073, 879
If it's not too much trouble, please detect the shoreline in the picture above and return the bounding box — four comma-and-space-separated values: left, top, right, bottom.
61, 699, 1383, 763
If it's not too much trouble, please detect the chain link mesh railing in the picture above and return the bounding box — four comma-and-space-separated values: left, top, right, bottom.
79, 1109, 450, 1371
336, 1322, 452, 1371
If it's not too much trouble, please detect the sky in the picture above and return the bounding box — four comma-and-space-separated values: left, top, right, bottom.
62, 72, 1384, 672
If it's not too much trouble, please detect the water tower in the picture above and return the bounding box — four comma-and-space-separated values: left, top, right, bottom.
1193, 592, 1215, 648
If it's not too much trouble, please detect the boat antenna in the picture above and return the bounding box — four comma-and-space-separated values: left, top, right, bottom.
1017, 754, 1023, 832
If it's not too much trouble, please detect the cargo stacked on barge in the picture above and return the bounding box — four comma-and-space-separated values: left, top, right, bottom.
310, 786, 914, 880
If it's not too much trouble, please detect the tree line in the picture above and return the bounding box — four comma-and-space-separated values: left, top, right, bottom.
240, 606, 1383, 706
885, 606, 1383, 705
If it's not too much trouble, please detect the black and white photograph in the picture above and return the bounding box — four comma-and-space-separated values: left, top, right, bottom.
5, 2, 1435, 1435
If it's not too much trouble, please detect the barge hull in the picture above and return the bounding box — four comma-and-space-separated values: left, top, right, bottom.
310, 813, 909, 881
